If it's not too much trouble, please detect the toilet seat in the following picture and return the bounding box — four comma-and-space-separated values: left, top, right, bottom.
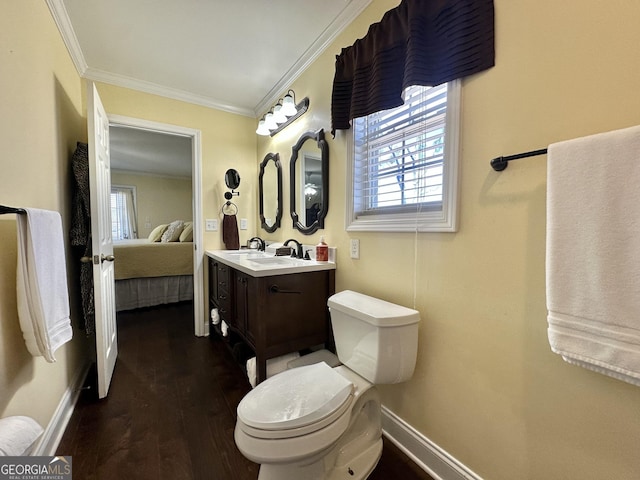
237, 362, 354, 439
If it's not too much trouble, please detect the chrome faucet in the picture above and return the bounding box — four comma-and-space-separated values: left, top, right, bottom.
249, 236, 266, 251
284, 238, 303, 259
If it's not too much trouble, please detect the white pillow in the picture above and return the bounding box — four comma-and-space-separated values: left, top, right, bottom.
0, 416, 43, 456
179, 222, 193, 242
161, 220, 185, 242
148, 224, 168, 242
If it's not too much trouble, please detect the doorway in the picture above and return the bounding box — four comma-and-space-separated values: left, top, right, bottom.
108, 114, 205, 336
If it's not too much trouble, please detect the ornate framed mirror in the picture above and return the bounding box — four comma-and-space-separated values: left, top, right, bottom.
259, 152, 282, 233
290, 129, 328, 235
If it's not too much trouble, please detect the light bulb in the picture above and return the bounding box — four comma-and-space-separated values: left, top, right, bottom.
264, 112, 278, 130
256, 119, 270, 136
273, 103, 287, 123
281, 93, 297, 117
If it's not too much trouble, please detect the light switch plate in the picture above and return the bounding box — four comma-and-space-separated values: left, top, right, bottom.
205, 219, 218, 231
240, 218, 248, 230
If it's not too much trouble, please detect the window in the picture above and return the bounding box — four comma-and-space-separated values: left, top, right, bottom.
111, 185, 138, 240
346, 80, 460, 232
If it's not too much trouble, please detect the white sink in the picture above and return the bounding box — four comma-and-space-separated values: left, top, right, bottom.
249, 257, 292, 264
206, 249, 335, 277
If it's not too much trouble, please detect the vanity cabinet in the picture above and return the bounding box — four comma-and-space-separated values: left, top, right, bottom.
209, 260, 232, 326
208, 256, 335, 384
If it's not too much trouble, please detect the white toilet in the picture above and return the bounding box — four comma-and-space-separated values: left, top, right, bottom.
234, 290, 420, 480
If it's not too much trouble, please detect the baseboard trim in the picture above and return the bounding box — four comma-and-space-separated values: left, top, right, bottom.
32, 362, 90, 456
381, 406, 483, 480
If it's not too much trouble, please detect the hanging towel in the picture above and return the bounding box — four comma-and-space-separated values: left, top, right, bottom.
222, 213, 240, 250
16, 208, 73, 362
546, 125, 640, 386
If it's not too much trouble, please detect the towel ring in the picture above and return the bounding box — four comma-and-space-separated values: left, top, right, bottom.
221, 201, 238, 216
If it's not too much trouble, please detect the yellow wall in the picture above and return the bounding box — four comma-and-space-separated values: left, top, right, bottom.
0, 0, 89, 427
257, 1, 640, 479
91, 83, 257, 251
111, 171, 193, 238
4, 1, 640, 478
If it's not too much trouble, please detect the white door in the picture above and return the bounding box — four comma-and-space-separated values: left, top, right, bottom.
87, 81, 118, 398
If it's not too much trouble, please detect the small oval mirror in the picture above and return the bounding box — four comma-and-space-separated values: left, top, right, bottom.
225, 169, 241, 190
259, 153, 282, 233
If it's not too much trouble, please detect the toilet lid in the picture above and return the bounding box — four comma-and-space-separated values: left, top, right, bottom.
237, 362, 354, 431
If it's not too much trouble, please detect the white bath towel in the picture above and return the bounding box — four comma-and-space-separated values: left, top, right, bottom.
16, 208, 72, 362
546, 125, 640, 386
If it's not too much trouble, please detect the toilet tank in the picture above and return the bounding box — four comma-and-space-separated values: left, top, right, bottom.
327, 290, 420, 384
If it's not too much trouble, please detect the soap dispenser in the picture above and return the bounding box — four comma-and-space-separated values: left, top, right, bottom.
315, 236, 328, 262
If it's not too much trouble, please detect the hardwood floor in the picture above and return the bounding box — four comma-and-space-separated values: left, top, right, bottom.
58, 302, 433, 480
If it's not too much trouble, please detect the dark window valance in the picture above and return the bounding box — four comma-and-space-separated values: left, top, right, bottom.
331, 0, 494, 136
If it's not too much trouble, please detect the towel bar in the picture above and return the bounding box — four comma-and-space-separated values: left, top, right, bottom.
0, 205, 26, 215
490, 148, 548, 171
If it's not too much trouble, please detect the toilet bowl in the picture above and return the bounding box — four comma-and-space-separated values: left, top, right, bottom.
234, 290, 420, 480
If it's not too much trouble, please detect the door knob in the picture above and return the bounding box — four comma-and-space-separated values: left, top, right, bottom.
80, 256, 92, 263
101, 254, 115, 263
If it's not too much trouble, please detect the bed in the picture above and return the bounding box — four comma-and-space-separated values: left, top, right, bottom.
113, 221, 194, 311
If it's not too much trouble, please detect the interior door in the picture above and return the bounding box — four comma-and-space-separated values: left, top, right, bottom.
87, 81, 118, 398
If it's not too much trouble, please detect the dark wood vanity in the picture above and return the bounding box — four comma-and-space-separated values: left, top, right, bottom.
208, 255, 335, 384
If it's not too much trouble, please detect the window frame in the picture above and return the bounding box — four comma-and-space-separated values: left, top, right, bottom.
110, 184, 138, 240
345, 79, 461, 233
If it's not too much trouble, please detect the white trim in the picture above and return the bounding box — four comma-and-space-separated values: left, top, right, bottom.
254, 0, 373, 116
45, 0, 88, 76
107, 114, 206, 337
32, 363, 90, 456
345, 80, 461, 233
85, 67, 255, 118
381, 406, 483, 480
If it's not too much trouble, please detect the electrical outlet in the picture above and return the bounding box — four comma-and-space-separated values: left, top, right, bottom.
350, 238, 360, 259
205, 219, 218, 231
240, 218, 248, 230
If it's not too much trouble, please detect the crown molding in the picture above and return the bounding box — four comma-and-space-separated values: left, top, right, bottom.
45, 0, 88, 75
84, 67, 255, 117
253, 0, 372, 116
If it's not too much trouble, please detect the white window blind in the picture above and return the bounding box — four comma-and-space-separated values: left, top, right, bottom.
347, 81, 460, 232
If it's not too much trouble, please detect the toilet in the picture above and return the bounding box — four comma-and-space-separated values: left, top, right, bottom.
234, 290, 420, 480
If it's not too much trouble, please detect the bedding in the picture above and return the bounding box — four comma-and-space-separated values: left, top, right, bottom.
113, 237, 194, 311
114, 239, 193, 280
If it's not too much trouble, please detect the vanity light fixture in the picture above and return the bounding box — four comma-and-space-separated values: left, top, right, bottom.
256, 89, 310, 137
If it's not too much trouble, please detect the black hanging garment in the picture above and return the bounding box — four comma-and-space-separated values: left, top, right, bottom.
70, 142, 95, 335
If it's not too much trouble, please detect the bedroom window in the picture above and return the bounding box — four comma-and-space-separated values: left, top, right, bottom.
111, 185, 138, 240
346, 81, 461, 232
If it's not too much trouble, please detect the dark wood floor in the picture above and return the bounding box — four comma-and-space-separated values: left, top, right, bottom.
58, 302, 433, 480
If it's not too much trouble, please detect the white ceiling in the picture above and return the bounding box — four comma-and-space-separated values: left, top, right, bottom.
55, 0, 371, 117
110, 126, 193, 178
50, 0, 372, 176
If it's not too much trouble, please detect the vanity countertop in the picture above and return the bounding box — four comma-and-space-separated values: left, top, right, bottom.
206, 249, 336, 277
